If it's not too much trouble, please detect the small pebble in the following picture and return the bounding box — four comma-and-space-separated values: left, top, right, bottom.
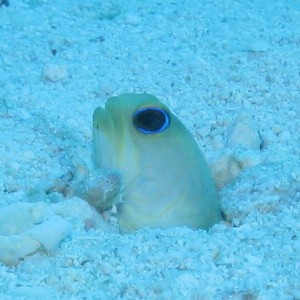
42, 64, 68, 82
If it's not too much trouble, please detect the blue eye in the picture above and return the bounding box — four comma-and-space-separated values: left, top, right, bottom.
133, 107, 170, 134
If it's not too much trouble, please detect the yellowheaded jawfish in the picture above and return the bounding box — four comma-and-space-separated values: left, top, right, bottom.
93, 93, 221, 233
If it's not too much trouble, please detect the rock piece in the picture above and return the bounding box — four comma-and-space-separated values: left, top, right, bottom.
226, 114, 262, 150
51, 197, 116, 232
0, 202, 50, 235
0, 234, 40, 266
72, 169, 122, 213
0, 202, 72, 265
211, 113, 262, 189
27, 215, 72, 252
42, 64, 68, 82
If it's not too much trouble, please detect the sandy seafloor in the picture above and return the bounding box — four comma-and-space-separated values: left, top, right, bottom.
0, 0, 300, 299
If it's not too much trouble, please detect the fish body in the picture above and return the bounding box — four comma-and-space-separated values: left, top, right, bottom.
93, 93, 221, 233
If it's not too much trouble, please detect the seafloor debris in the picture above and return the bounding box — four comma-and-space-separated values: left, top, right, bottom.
72, 169, 122, 213
0, 164, 123, 266
0, 191, 118, 266
211, 113, 262, 189
41, 63, 68, 82
219, 161, 300, 226
45, 165, 122, 213
0, 202, 71, 266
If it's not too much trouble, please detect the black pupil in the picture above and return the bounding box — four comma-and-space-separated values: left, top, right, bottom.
133, 108, 170, 134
